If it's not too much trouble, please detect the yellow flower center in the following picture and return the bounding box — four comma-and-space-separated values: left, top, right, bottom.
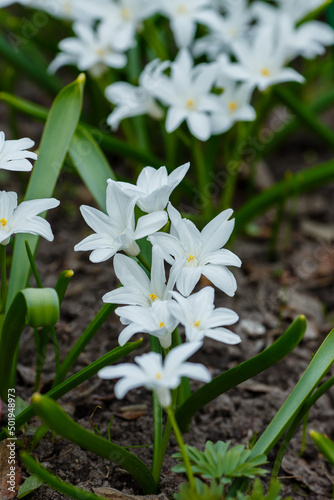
159, 322, 165, 328
228, 101, 237, 112
64, 1, 73, 13
193, 320, 201, 328
149, 293, 158, 302
187, 255, 195, 263
121, 7, 131, 19
261, 67, 270, 77
178, 4, 187, 14
186, 99, 195, 109
96, 48, 106, 57
156, 372, 162, 380
0, 218, 8, 227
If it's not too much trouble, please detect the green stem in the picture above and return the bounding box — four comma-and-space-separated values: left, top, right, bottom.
150, 335, 163, 482
25, 240, 43, 288
165, 406, 196, 492
137, 253, 151, 272
0, 244, 7, 315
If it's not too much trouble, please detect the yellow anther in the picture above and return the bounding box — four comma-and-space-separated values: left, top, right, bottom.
150, 293, 158, 302
261, 67, 270, 77
178, 4, 187, 14
186, 99, 195, 109
156, 372, 162, 380
0, 218, 8, 227
187, 255, 195, 263
159, 322, 165, 328
193, 320, 201, 328
64, 1, 72, 13
121, 7, 131, 19
228, 101, 237, 112
96, 48, 106, 57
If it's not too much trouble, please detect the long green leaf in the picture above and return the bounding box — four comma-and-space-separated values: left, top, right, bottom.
69, 125, 116, 211
0, 33, 61, 95
235, 160, 334, 232
7, 75, 85, 309
31, 394, 157, 494
21, 452, 109, 500
228, 328, 334, 496
0, 340, 142, 441
0, 288, 59, 402
176, 316, 306, 432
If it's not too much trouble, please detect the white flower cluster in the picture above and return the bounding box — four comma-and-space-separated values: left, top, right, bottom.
0, 132, 59, 245
4, 0, 332, 141
74, 162, 241, 407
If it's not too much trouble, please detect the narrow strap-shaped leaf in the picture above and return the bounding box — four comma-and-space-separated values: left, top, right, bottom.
228, 328, 334, 496
309, 430, 334, 467
275, 86, 334, 149
21, 452, 109, 500
55, 270, 74, 305
7, 75, 85, 310
176, 316, 306, 432
235, 160, 334, 233
0, 34, 61, 95
0, 92, 163, 167
68, 125, 116, 211
31, 394, 157, 494
0, 340, 142, 442
53, 303, 116, 386
0, 288, 59, 402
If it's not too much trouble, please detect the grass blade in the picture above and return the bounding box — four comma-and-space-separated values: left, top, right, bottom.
7, 75, 85, 309
176, 316, 306, 432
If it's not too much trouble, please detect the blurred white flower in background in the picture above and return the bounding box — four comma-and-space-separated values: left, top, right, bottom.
48, 21, 130, 76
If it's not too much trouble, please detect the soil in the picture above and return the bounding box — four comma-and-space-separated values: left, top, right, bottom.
0, 92, 334, 500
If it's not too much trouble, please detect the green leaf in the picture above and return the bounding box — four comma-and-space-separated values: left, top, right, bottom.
21, 453, 109, 500
235, 160, 334, 233
31, 394, 157, 494
309, 430, 334, 467
7, 74, 85, 310
0, 288, 60, 402
176, 316, 306, 432
69, 125, 116, 211
18, 473, 44, 499
0, 340, 142, 442
228, 328, 334, 496
0, 33, 61, 95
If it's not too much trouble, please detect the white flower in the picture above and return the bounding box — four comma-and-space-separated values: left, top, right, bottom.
159, 0, 220, 48
74, 180, 168, 263
117, 163, 189, 213
149, 204, 241, 297
210, 81, 256, 135
0, 132, 37, 172
48, 22, 129, 76
193, 0, 253, 59
29, 0, 110, 22
169, 287, 240, 344
103, 247, 183, 307
116, 300, 178, 348
0, 191, 59, 245
105, 59, 166, 131
98, 341, 211, 407
225, 25, 305, 91
150, 49, 217, 141
252, 5, 334, 61
276, 0, 328, 23
102, 0, 161, 49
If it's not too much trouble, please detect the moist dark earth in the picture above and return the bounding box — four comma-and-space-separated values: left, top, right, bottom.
0, 99, 334, 500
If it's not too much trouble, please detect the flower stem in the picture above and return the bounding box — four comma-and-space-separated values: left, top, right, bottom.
137, 253, 151, 272
165, 406, 196, 492
0, 244, 7, 315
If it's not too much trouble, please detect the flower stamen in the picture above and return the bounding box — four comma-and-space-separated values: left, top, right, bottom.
193, 320, 201, 328
228, 101, 237, 112
187, 255, 195, 263
261, 67, 270, 77
186, 99, 195, 109
177, 4, 187, 14
156, 372, 162, 380
150, 293, 158, 302
159, 322, 165, 328
0, 218, 8, 227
